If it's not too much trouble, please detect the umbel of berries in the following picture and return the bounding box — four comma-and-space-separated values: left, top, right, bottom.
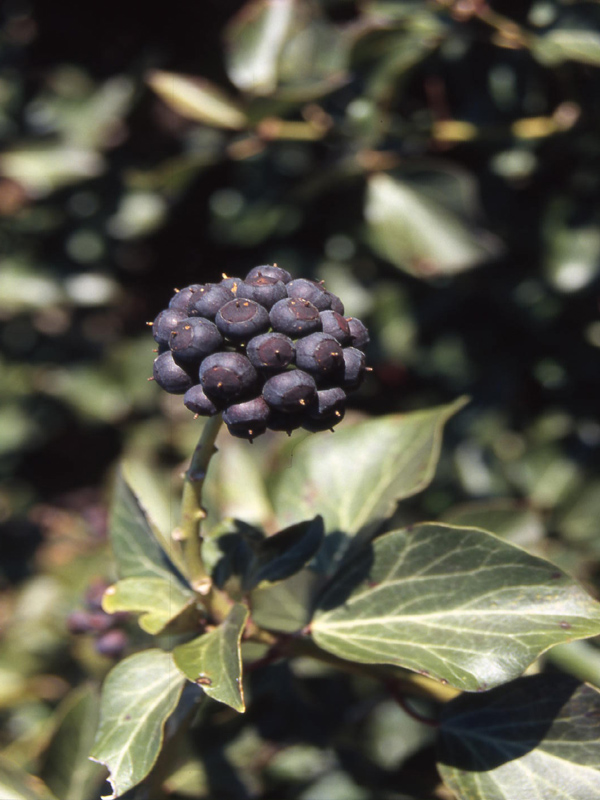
150, 265, 370, 441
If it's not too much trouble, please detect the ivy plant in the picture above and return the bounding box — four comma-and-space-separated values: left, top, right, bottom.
89, 395, 600, 800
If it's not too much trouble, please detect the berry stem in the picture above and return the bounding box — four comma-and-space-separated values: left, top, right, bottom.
180, 414, 223, 595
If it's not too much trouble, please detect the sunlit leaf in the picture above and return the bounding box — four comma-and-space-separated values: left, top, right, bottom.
225, 0, 349, 100
272, 399, 467, 571
0, 147, 104, 198
39, 685, 106, 800
147, 70, 247, 129
438, 674, 600, 799
532, 29, 600, 67
365, 172, 499, 277
102, 577, 195, 635
250, 568, 319, 633
173, 604, 248, 712
90, 650, 186, 799
312, 523, 600, 691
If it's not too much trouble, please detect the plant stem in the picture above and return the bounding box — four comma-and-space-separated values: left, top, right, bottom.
547, 641, 600, 688
179, 414, 223, 595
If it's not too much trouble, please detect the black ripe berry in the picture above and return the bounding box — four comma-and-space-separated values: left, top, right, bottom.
219, 276, 242, 294
199, 352, 258, 402
188, 283, 233, 319
295, 332, 344, 377
303, 387, 346, 432
341, 347, 366, 390
269, 298, 322, 338
262, 370, 317, 413
247, 332, 295, 372
326, 292, 344, 315
347, 317, 370, 349
169, 318, 222, 363
153, 351, 195, 394
223, 396, 271, 440
168, 285, 201, 312
215, 299, 270, 342
286, 278, 330, 310
246, 264, 292, 284
183, 385, 219, 416
237, 274, 287, 309
152, 308, 186, 347
320, 310, 351, 345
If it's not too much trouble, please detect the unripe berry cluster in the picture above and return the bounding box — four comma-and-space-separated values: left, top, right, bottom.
150, 265, 370, 440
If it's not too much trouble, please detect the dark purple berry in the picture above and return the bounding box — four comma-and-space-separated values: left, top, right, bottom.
295, 332, 344, 377
247, 332, 295, 372
169, 318, 222, 363
286, 278, 330, 310
310, 387, 346, 418
347, 317, 370, 349
152, 309, 186, 347
262, 370, 317, 413
246, 264, 292, 284
269, 298, 322, 338
215, 299, 270, 342
200, 352, 258, 402
168, 285, 202, 313
223, 397, 270, 440
188, 284, 233, 319
220, 276, 242, 294
320, 310, 352, 346
153, 351, 195, 394
184, 385, 219, 416
326, 292, 344, 315
67, 610, 95, 634
341, 347, 366, 390
237, 274, 287, 309
95, 629, 128, 659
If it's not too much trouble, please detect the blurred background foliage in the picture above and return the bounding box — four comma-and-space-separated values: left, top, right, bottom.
1, 0, 600, 797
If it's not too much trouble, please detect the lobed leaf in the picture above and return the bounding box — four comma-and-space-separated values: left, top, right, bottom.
272, 399, 467, 572
173, 604, 248, 712
102, 577, 195, 635
312, 523, 600, 691
89, 649, 186, 799
438, 674, 600, 799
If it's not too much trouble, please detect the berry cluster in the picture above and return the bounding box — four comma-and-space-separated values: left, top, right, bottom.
150, 265, 370, 440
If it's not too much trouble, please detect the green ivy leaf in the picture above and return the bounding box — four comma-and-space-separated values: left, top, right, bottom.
441, 500, 545, 549
224, 0, 349, 100
121, 459, 188, 578
109, 468, 182, 583
532, 29, 600, 68
250, 569, 320, 633
147, 70, 247, 129
102, 577, 195, 635
244, 517, 324, 590
39, 685, 106, 800
272, 399, 467, 571
173, 604, 248, 712
437, 674, 600, 799
365, 172, 498, 278
89, 649, 186, 799
312, 523, 600, 691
